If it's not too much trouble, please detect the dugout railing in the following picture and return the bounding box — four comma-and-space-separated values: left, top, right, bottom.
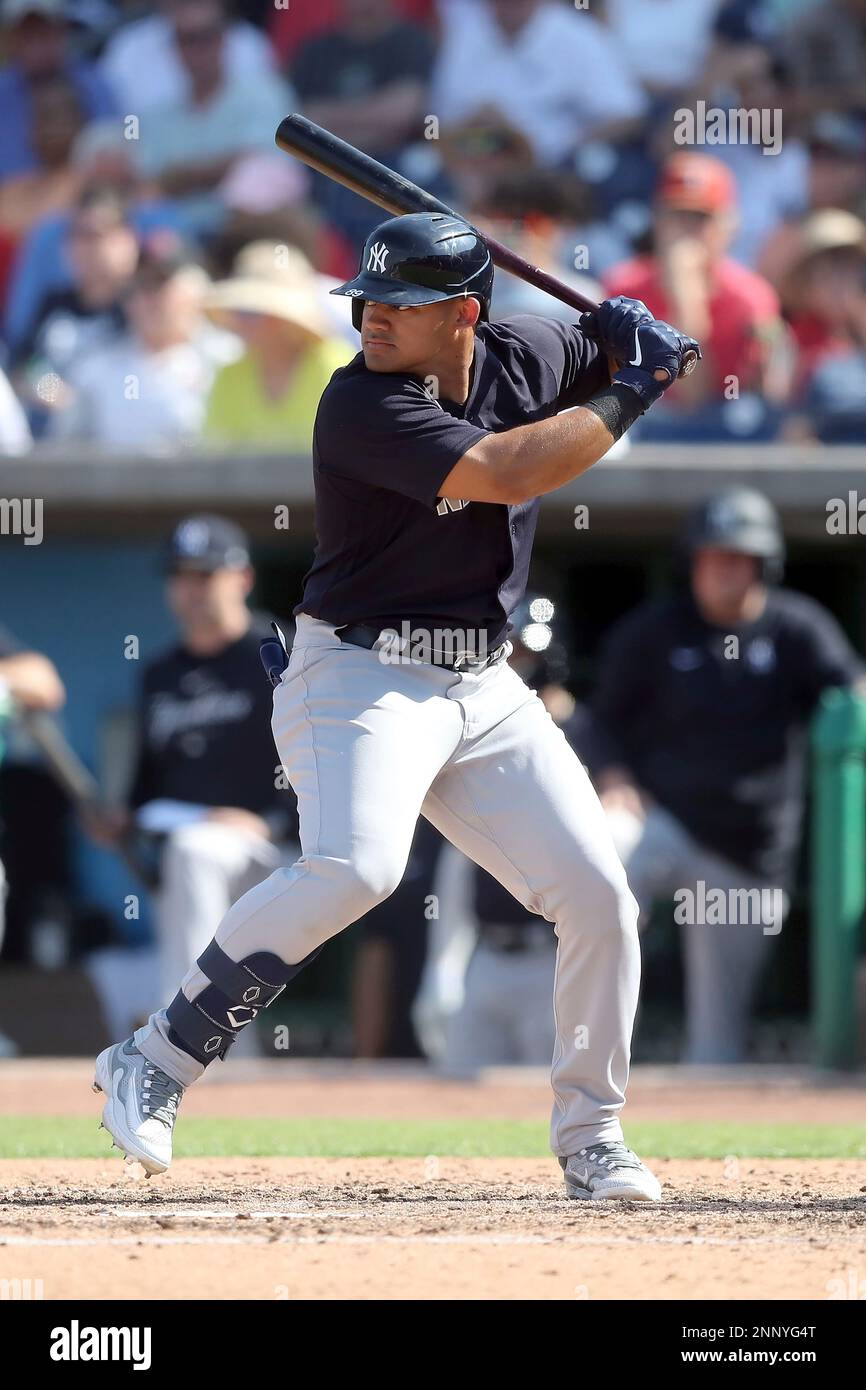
811, 688, 866, 1069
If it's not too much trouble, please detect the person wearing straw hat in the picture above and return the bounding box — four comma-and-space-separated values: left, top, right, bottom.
202, 241, 353, 450
777, 209, 866, 424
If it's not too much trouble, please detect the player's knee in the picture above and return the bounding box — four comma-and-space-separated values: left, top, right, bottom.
295, 851, 405, 915
557, 859, 639, 939
347, 851, 405, 910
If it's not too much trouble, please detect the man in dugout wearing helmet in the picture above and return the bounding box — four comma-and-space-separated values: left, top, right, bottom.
586, 488, 866, 1063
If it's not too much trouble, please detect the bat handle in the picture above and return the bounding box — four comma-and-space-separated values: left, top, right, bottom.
678, 349, 699, 379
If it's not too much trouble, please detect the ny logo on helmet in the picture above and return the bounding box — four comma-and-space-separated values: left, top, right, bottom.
367, 242, 389, 273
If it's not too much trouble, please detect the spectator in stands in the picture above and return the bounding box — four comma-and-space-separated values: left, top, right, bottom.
3, 127, 190, 357
0, 76, 88, 246
0, 0, 115, 181
686, 23, 810, 269
291, 0, 434, 153
601, 0, 720, 98
290, 0, 435, 245
758, 115, 866, 289
99, 0, 275, 113
87, 516, 298, 1012
804, 113, 866, 221
469, 169, 608, 317
431, 0, 646, 170
780, 0, 866, 118
10, 186, 139, 425
605, 153, 790, 438
48, 235, 232, 451
777, 210, 866, 442
585, 488, 865, 1063
208, 151, 356, 288
202, 241, 353, 450
130, 0, 292, 238
269, 0, 436, 68
0, 628, 65, 1054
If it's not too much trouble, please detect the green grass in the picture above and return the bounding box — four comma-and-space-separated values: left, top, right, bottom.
3, 1117, 866, 1161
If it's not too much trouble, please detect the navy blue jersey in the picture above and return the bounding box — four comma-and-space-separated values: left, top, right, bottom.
584, 588, 864, 885
129, 616, 298, 838
296, 316, 608, 648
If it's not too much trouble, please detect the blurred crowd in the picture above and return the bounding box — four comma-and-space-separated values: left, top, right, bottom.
1, 0, 866, 451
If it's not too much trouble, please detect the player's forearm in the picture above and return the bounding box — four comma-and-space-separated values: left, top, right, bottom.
473, 393, 634, 504
493, 410, 615, 503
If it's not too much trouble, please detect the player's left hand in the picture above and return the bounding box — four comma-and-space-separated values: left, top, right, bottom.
579, 296, 655, 363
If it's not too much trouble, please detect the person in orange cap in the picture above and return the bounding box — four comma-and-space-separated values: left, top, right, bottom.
605, 152, 789, 417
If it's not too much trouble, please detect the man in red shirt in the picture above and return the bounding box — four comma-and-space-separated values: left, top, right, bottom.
605, 153, 788, 414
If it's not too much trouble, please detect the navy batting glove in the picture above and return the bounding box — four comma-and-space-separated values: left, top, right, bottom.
612, 321, 701, 409
579, 295, 654, 362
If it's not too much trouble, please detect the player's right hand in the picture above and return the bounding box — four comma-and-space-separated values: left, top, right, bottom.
82, 804, 131, 847
0, 653, 66, 711
611, 320, 701, 409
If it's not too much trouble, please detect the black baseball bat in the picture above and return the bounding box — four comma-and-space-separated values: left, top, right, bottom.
275, 113, 699, 379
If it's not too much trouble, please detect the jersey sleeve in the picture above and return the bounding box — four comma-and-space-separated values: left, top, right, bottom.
787, 596, 865, 710
315, 373, 493, 509
504, 315, 610, 411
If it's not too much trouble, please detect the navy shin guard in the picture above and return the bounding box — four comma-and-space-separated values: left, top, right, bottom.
165, 940, 323, 1065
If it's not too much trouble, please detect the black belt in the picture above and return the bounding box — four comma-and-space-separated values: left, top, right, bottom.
335, 622, 506, 673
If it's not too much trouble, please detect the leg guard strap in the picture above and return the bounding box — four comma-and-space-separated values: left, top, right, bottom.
166, 942, 324, 1065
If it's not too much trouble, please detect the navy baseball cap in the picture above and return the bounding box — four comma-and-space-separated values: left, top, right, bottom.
165, 515, 250, 574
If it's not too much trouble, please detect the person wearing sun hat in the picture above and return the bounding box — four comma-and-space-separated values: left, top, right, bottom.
202, 240, 353, 450
777, 208, 866, 439
0, 0, 117, 181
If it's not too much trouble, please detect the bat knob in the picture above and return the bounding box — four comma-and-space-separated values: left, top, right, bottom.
679, 349, 699, 379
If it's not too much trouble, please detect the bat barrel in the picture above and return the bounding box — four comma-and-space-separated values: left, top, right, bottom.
275, 114, 452, 221
276, 113, 696, 379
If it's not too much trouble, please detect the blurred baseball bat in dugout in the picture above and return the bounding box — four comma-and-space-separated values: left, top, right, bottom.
15, 706, 159, 889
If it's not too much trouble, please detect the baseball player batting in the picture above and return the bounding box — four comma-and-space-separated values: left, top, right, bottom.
93, 211, 699, 1201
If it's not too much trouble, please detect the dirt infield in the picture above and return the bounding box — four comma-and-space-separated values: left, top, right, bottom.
2, 1061, 865, 1300
2, 1157, 865, 1300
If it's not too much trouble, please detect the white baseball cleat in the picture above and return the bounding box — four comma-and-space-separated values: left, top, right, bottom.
92, 1038, 184, 1176
559, 1142, 663, 1201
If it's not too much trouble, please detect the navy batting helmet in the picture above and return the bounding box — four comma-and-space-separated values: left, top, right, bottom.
331, 212, 494, 332
681, 488, 785, 583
